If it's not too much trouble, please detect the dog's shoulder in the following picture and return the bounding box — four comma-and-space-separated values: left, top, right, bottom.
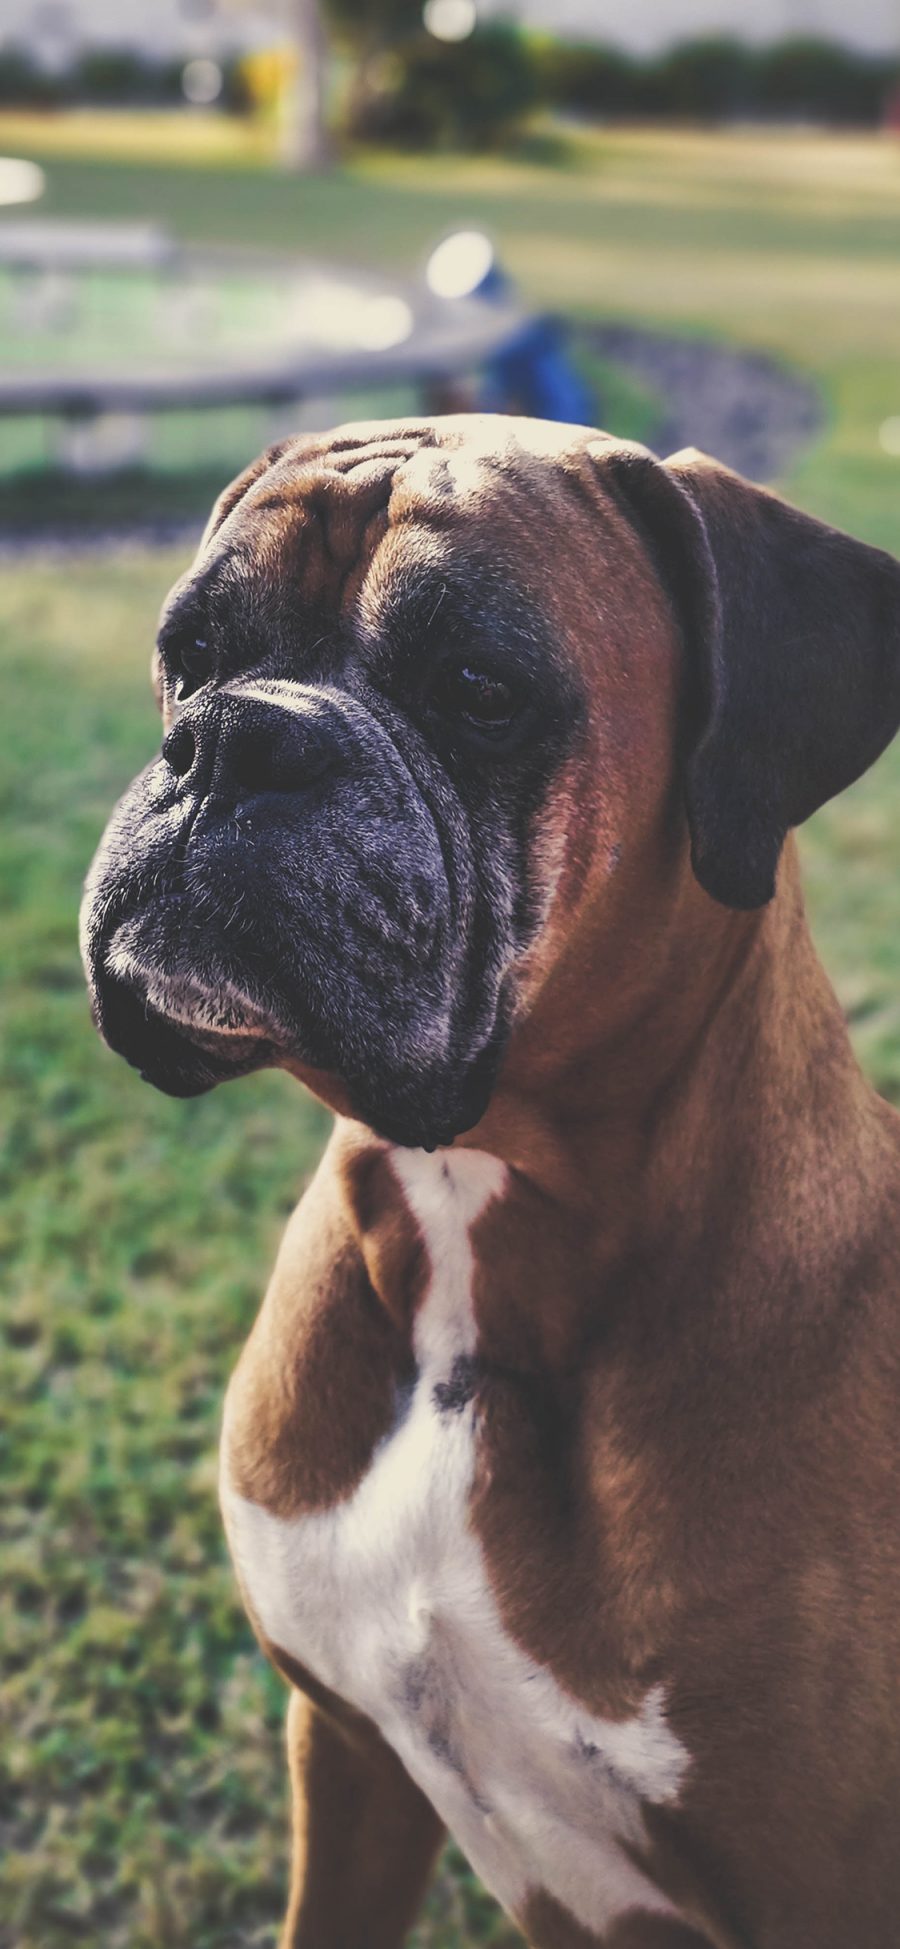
221, 1129, 415, 1520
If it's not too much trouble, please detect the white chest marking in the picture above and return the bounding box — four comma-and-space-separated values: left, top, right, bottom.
221, 1146, 690, 1937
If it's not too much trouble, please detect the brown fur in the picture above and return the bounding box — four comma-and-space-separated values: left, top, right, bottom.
224, 1140, 416, 1518
211, 420, 900, 1947
523, 1888, 608, 1946
279, 1676, 443, 1949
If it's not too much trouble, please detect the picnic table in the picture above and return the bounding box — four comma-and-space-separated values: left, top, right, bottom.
0, 221, 527, 424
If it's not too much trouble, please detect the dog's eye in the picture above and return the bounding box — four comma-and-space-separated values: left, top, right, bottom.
432, 663, 516, 735
168, 634, 213, 701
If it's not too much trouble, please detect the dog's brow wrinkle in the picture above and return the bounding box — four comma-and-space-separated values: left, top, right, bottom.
247, 491, 305, 517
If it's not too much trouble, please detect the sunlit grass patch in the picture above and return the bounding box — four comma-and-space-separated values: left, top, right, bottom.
0, 107, 273, 166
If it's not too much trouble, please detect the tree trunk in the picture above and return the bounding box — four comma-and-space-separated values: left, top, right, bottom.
279, 0, 331, 172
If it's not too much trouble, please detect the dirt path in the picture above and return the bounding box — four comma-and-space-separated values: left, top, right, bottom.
582, 323, 822, 481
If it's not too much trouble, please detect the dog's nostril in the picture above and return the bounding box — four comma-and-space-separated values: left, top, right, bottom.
160, 703, 335, 798
163, 722, 196, 779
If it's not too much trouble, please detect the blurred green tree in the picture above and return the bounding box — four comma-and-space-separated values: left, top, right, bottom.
361, 21, 539, 149
323, 0, 422, 135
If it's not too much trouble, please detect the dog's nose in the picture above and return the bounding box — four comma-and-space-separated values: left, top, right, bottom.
162, 690, 335, 799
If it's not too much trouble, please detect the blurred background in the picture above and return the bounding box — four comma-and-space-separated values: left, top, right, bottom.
3, 3, 900, 1944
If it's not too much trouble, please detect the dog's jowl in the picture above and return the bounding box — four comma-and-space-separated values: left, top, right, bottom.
82, 416, 900, 1948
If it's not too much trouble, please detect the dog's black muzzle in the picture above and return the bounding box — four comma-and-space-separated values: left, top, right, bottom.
81, 681, 509, 1146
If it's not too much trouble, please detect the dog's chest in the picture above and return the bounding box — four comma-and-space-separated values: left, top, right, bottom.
221, 1148, 689, 1938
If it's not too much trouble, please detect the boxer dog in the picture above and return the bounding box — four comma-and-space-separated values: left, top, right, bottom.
81, 417, 900, 1948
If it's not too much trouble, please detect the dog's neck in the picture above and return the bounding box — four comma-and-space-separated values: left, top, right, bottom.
453, 838, 882, 1327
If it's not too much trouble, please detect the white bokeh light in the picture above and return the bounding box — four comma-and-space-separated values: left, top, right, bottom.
879, 417, 900, 457
356, 294, 414, 351
423, 0, 477, 43
182, 59, 223, 106
294, 278, 413, 353
426, 231, 494, 300
0, 159, 45, 207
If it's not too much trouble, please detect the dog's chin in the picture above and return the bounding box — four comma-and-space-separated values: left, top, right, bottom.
106, 939, 276, 1045
90, 965, 273, 1100
92, 935, 504, 1150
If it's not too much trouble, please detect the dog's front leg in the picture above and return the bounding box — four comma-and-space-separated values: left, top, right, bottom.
280, 1685, 445, 1949
605, 1917, 718, 1949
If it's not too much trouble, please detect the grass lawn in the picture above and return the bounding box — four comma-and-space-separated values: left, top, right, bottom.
3, 121, 900, 1948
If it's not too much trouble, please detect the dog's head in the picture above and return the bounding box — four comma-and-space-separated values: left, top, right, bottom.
81, 416, 900, 1147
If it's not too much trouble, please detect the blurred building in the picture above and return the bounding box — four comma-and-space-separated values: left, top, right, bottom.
0, 0, 283, 68
4, 0, 900, 63
481, 0, 900, 56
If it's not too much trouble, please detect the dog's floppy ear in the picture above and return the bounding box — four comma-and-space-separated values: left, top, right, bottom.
593, 440, 900, 909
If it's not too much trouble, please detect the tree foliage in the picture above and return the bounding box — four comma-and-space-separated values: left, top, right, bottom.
323, 0, 423, 56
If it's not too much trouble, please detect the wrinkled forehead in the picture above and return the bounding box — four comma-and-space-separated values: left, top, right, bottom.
160, 417, 613, 654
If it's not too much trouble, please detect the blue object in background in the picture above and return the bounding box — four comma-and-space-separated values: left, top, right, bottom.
472, 253, 593, 423
425, 230, 594, 425
481, 312, 593, 424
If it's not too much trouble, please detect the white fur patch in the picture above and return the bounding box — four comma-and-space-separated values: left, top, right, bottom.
106, 936, 271, 1039
221, 1146, 690, 1937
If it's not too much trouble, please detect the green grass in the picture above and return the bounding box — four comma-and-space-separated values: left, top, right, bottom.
3, 123, 900, 1948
